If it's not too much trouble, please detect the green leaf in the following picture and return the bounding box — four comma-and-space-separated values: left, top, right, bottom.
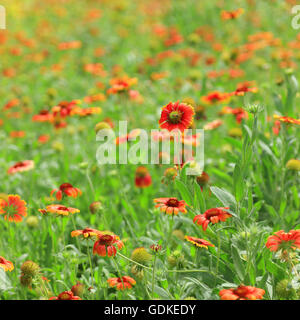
231, 245, 245, 281
210, 186, 237, 210
175, 179, 193, 206
194, 181, 206, 212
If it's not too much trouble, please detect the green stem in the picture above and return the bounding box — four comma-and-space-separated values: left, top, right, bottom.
151, 255, 157, 299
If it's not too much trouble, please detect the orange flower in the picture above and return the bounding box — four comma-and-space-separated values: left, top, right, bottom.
201, 91, 230, 105
71, 228, 101, 239
107, 76, 137, 94
219, 106, 248, 124
273, 114, 300, 125
221, 8, 244, 20
266, 230, 300, 252
185, 236, 214, 249
0, 256, 14, 272
154, 197, 187, 215
10, 131, 26, 138
203, 119, 223, 130
7, 160, 34, 175
32, 110, 53, 122
135, 166, 152, 188
230, 82, 258, 96
107, 276, 136, 290
38, 134, 50, 144
0, 195, 27, 223
38, 204, 79, 217
219, 285, 265, 300
93, 233, 124, 257
159, 101, 195, 132
58, 40, 82, 50
193, 207, 232, 231
50, 183, 82, 201
50, 290, 81, 300
115, 129, 141, 145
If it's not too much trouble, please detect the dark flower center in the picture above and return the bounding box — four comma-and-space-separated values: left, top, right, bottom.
166, 198, 179, 207
168, 111, 182, 124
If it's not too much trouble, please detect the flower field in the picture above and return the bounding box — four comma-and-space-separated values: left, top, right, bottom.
1, 0, 300, 301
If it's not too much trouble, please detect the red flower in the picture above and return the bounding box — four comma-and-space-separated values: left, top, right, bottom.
219, 285, 265, 300
185, 236, 214, 249
154, 197, 187, 215
50, 290, 81, 300
159, 101, 195, 132
93, 233, 124, 257
266, 230, 300, 252
201, 91, 230, 105
7, 160, 34, 175
0, 256, 14, 272
107, 276, 136, 290
0, 195, 27, 223
272, 120, 281, 135
38, 134, 50, 144
135, 166, 152, 188
50, 183, 82, 201
193, 207, 232, 231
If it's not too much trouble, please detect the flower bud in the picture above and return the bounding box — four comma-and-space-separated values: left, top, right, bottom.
168, 250, 185, 268
276, 279, 297, 299
26, 216, 39, 229
245, 104, 264, 114
131, 265, 144, 280
286, 159, 300, 171
20, 273, 32, 288
89, 201, 103, 214
228, 127, 243, 138
172, 229, 185, 240
71, 282, 85, 297
94, 122, 112, 134
131, 247, 152, 265
20, 261, 40, 277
